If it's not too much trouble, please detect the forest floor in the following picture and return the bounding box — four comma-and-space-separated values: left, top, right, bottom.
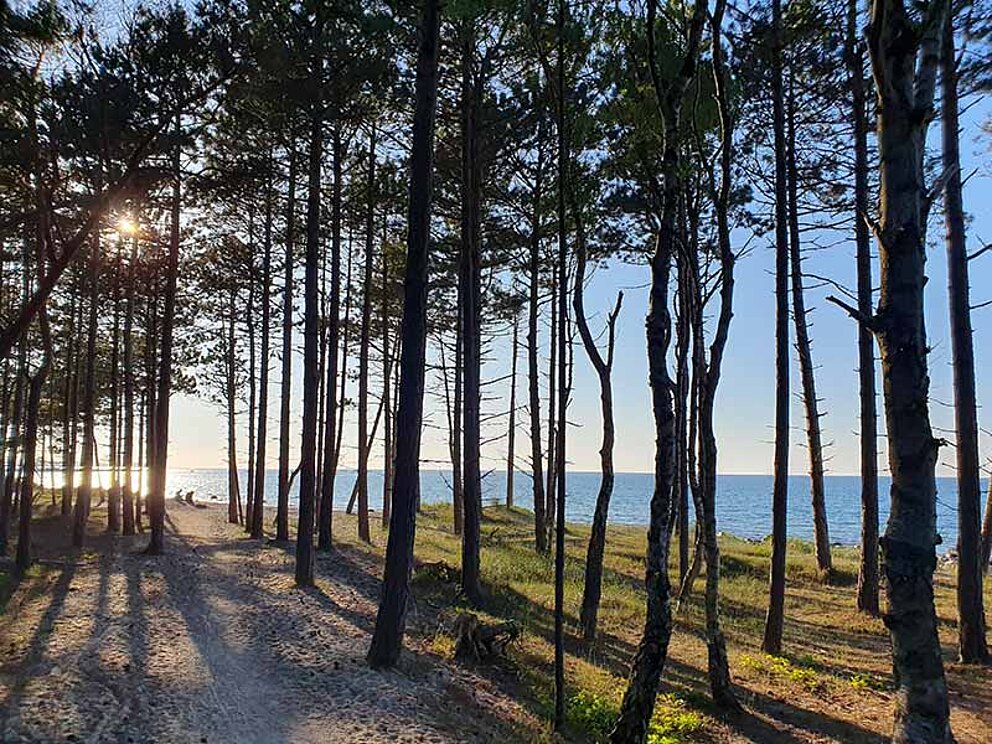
1, 498, 991, 743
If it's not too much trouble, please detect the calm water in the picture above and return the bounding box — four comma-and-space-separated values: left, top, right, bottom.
166, 468, 974, 549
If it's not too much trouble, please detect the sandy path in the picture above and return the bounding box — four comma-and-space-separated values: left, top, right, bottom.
0, 505, 532, 743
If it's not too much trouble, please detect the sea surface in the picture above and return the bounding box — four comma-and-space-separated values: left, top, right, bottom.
163, 468, 974, 549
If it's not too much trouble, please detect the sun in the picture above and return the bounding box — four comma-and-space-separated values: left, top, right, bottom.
117, 216, 138, 236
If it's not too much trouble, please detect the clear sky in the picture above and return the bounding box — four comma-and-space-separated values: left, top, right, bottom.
168, 98, 992, 479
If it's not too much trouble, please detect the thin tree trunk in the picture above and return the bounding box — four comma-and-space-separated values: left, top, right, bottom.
545, 268, 556, 538
528, 118, 546, 553
252, 163, 274, 541
318, 127, 343, 551
367, 0, 441, 668
762, 0, 791, 655
107, 254, 121, 533
358, 126, 377, 544
295, 22, 324, 585
452, 303, 464, 535
277, 146, 296, 542
941, 6, 988, 664
573, 181, 622, 643
786, 78, 831, 574
459, 24, 483, 604
227, 284, 241, 525
146, 112, 182, 555
122, 237, 137, 536
246, 223, 257, 534
611, 1, 707, 736
381, 218, 393, 529
848, 0, 880, 615
506, 313, 519, 509
60, 281, 77, 515
71, 237, 99, 548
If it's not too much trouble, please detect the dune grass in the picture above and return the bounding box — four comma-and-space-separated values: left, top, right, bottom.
330, 501, 992, 743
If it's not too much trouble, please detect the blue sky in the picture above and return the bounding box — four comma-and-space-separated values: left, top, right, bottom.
169, 94, 992, 479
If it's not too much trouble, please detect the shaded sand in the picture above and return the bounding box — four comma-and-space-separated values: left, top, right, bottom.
0, 504, 536, 743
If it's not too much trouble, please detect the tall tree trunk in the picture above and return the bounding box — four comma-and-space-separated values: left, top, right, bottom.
252, 164, 274, 541
552, 2, 569, 727
545, 268, 556, 538
226, 284, 241, 525
452, 303, 464, 535
847, 0, 880, 615
528, 118, 547, 553
122, 237, 137, 536
786, 79, 831, 574
60, 279, 78, 515
107, 255, 121, 533
16, 346, 49, 571
697, 3, 738, 707
146, 112, 182, 555
246, 227, 257, 534
460, 24, 483, 604
71, 238, 99, 548
367, 0, 441, 668
941, 6, 988, 664
295, 21, 324, 585
505, 313, 519, 509
318, 127, 343, 551
573, 187, 622, 644
611, 1, 707, 737
865, 0, 952, 737
381, 219, 393, 529
358, 126, 377, 544
277, 146, 297, 542
762, 0, 791, 655
674, 267, 691, 585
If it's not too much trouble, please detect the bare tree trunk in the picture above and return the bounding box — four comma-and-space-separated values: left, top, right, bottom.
545, 268, 556, 539
612, 2, 709, 737
762, 0, 791, 655
460, 24, 484, 605
367, 0, 441, 668
358, 126, 377, 544
71, 238, 99, 548
252, 164, 274, 541
528, 117, 547, 554
122, 238, 137, 535
295, 22, 325, 585
941, 6, 988, 664
505, 313, 519, 509
246, 225, 257, 534
847, 0, 880, 615
60, 280, 79, 515
146, 113, 182, 555
552, 3, 568, 726
277, 146, 297, 543
318, 127, 343, 552
865, 0, 952, 737
381, 219, 393, 529
227, 284, 241, 525
786, 78, 831, 573
452, 306, 464, 535
107, 254, 121, 534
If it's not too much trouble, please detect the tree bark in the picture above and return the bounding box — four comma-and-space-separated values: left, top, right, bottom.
358, 126, 377, 545
528, 116, 547, 554
367, 0, 441, 669
786, 78, 831, 574
251, 163, 274, 541
71, 237, 99, 548
612, 1, 708, 737
122, 237, 137, 535
146, 112, 182, 555
107, 253, 121, 534
941, 6, 988, 663
762, 0, 791, 655
866, 0, 952, 737
277, 145, 296, 542
381, 217, 393, 529
505, 313, 519, 509
459, 23, 483, 605
318, 127, 343, 551
295, 21, 324, 585
847, 0, 880, 615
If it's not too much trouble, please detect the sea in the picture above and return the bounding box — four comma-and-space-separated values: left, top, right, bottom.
159, 468, 974, 550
